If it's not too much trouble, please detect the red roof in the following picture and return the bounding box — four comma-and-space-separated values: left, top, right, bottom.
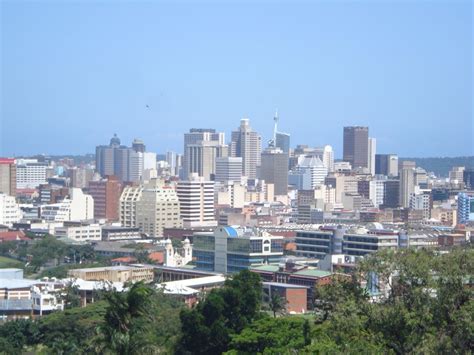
148, 251, 164, 264
111, 256, 137, 263
0, 231, 30, 242
0, 158, 15, 164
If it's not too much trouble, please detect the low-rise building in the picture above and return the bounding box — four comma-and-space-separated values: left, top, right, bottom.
55, 222, 102, 242
68, 265, 154, 283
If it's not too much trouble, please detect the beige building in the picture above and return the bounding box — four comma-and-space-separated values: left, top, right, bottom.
68, 265, 154, 283
119, 184, 143, 228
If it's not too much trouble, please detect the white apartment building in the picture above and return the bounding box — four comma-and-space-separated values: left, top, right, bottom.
177, 174, 217, 228
119, 185, 143, 228
0, 194, 22, 226
16, 159, 48, 189
369, 179, 385, 208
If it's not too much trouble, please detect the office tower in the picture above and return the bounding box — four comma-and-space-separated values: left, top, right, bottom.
231, 118, 262, 179
343, 126, 369, 169
185, 141, 228, 181
0, 158, 16, 196
375, 154, 399, 177
183, 129, 225, 179
0, 193, 22, 226
96, 134, 146, 183
119, 185, 143, 228
135, 179, 182, 237
383, 179, 400, 208
176, 174, 217, 228
449, 166, 465, 183
215, 157, 243, 183
260, 147, 289, 196
132, 138, 146, 153
96, 134, 120, 177
369, 178, 385, 208
143, 152, 157, 170
457, 192, 474, 224
410, 191, 432, 220
399, 167, 415, 208
289, 156, 328, 190
463, 169, 474, 189
275, 132, 290, 154
368, 138, 376, 176
69, 167, 94, 189
88, 176, 122, 221
399, 160, 416, 171
322, 145, 334, 172
193, 226, 284, 273
414, 168, 428, 188
15, 159, 48, 189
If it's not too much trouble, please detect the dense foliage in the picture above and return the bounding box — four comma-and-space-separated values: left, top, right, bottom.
0, 248, 472, 354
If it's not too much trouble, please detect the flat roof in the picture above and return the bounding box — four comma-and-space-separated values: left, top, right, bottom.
162, 275, 226, 289
0, 278, 38, 289
70, 265, 152, 272
293, 269, 332, 278
251, 264, 280, 272
263, 282, 308, 289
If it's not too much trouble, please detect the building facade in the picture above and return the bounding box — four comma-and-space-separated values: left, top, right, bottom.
343, 126, 369, 169
230, 118, 262, 179
0, 158, 16, 196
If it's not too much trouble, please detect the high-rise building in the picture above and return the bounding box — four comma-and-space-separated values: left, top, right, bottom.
68, 167, 94, 189
185, 141, 228, 181
322, 145, 334, 172
463, 169, 474, 190
275, 132, 290, 154
88, 176, 122, 221
449, 166, 465, 184
183, 129, 225, 179
0, 193, 22, 226
410, 191, 432, 220
382, 179, 400, 208
119, 185, 143, 228
343, 126, 369, 169
40, 188, 94, 222
95, 134, 146, 183
176, 174, 217, 228
231, 118, 262, 179
260, 147, 289, 196
135, 179, 182, 237
457, 192, 474, 224
0, 158, 16, 196
288, 156, 328, 190
15, 159, 48, 189
375, 154, 399, 177
215, 157, 243, 183
399, 167, 416, 208
368, 138, 376, 176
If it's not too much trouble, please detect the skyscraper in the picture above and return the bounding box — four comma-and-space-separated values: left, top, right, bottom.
215, 157, 243, 183
260, 147, 289, 196
457, 192, 474, 224
399, 167, 415, 208
343, 126, 369, 169
375, 154, 399, 177
95, 134, 145, 183
231, 118, 262, 179
368, 137, 376, 176
183, 128, 225, 179
176, 174, 217, 228
0, 158, 16, 196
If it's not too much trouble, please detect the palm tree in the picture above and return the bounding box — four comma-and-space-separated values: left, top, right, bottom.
97, 282, 155, 354
269, 293, 287, 318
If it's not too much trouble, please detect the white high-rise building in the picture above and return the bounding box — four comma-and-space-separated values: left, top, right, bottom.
410, 191, 432, 220
289, 156, 328, 190
0, 193, 22, 226
368, 138, 376, 176
16, 159, 48, 189
119, 185, 144, 228
177, 174, 217, 228
369, 178, 385, 208
230, 118, 262, 179
128, 150, 144, 183
322, 145, 334, 172
215, 157, 243, 183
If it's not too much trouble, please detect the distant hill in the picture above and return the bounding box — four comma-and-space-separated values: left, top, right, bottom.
401, 156, 474, 177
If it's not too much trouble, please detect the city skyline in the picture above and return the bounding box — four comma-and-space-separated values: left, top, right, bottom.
2, 1, 472, 157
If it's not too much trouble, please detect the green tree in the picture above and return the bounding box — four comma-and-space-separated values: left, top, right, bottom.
268, 293, 286, 318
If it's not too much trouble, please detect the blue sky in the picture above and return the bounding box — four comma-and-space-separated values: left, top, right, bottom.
1, 0, 472, 158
